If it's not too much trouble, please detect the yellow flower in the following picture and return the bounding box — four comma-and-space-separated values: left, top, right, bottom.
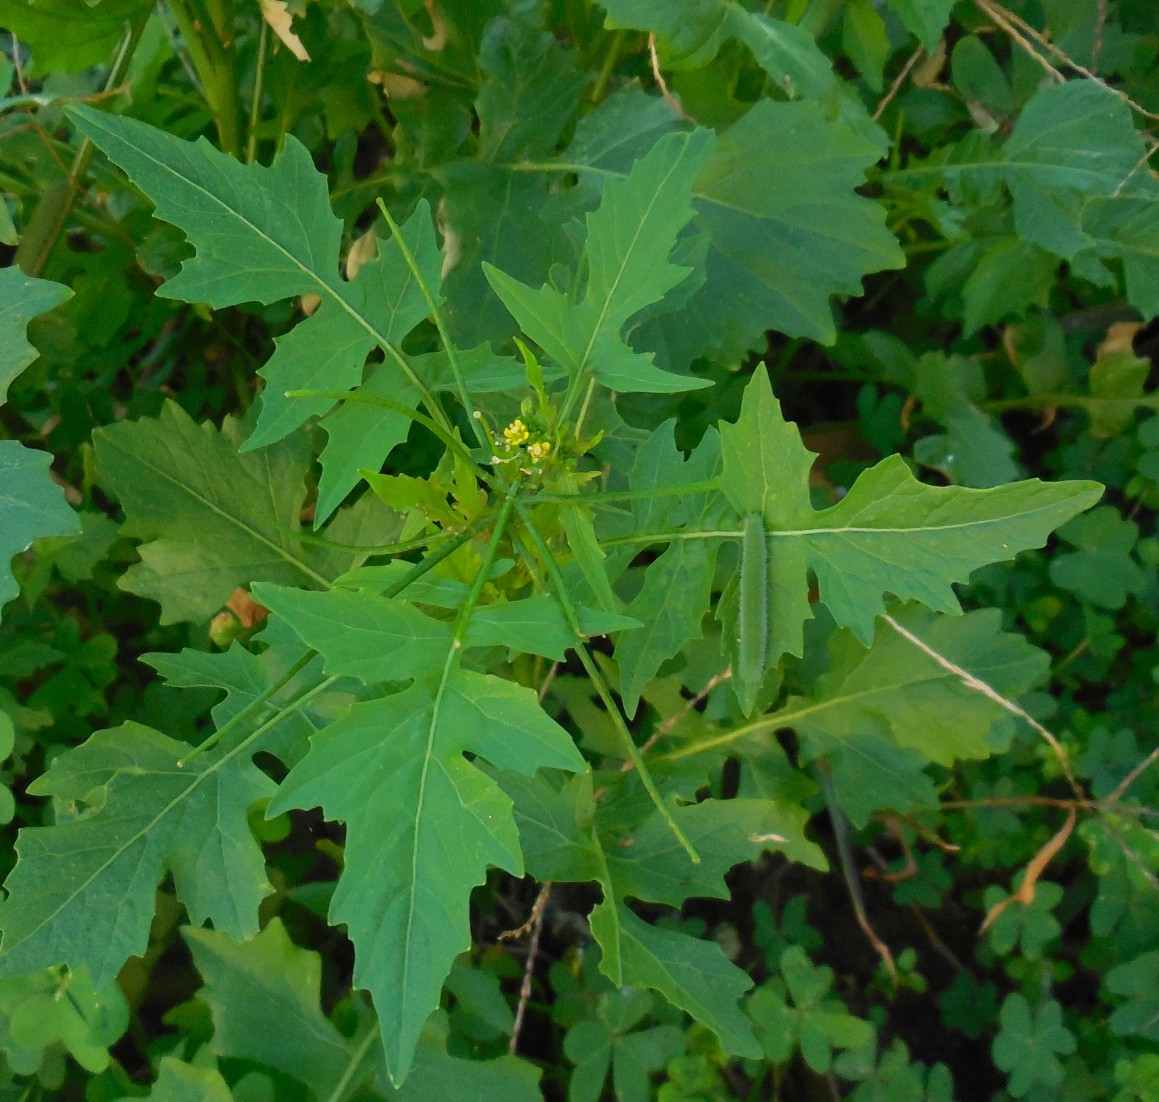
502, 418, 529, 446
527, 441, 551, 461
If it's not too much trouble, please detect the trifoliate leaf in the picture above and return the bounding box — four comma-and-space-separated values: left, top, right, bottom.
0, 722, 274, 986
1048, 505, 1145, 610
992, 995, 1076, 1097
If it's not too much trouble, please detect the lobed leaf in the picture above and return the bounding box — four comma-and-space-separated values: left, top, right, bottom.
0, 723, 273, 986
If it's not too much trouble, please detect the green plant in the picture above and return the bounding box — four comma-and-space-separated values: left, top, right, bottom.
2, 1, 1159, 1099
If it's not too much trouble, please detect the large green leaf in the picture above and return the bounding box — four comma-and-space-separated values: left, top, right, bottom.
0, 723, 273, 985
0, 443, 80, 611
686, 100, 903, 354
784, 606, 1048, 766
485, 128, 716, 394
69, 107, 448, 465
938, 81, 1150, 260
92, 401, 378, 623
253, 583, 585, 1084
717, 369, 1102, 662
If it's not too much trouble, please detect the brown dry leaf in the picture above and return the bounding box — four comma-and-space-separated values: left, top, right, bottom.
1097, 320, 1144, 361
259, 0, 311, 62
980, 806, 1076, 933
369, 71, 427, 99
913, 39, 947, 87
345, 227, 378, 281
226, 587, 269, 629
421, 0, 447, 51
300, 293, 321, 316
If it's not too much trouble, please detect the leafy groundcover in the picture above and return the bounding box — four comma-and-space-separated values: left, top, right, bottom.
2, 0, 1159, 1099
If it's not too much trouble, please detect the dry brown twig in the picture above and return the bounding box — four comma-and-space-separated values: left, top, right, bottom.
882, 613, 1083, 798
975, 0, 1159, 122
648, 33, 689, 120
502, 881, 552, 1056
873, 44, 926, 121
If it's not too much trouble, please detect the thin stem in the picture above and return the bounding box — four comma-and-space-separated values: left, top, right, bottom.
245, 16, 268, 165
452, 488, 519, 646
375, 200, 489, 451
177, 650, 319, 766
590, 30, 627, 104
322, 1025, 379, 1102
20, 15, 147, 277
523, 478, 720, 505
514, 500, 700, 863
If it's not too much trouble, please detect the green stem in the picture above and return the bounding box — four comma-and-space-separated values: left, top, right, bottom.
452, 487, 519, 645
177, 651, 325, 766
17, 15, 147, 276
524, 478, 720, 505
513, 501, 700, 863
590, 29, 627, 104
245, 16, 268, 164
179, 0, 242, 156
323, 1026, 378, 1102
381, 511, 498, 597
375, 199, 490, 452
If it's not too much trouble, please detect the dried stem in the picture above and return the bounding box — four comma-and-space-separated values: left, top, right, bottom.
882, 614, 1083, 798
504, 882, 552, 1055
873, 45, 924, 122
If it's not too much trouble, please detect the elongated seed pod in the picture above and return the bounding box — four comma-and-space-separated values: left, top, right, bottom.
737, 512, 769, 688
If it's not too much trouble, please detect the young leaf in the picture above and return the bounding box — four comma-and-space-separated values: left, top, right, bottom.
243, 202, 441, 452
485, 128, 716, 395
0, 723, 274, 986
718, 369, 1102, 663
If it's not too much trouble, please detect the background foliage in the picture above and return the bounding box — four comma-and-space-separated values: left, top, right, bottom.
2, 0, 1158, 1099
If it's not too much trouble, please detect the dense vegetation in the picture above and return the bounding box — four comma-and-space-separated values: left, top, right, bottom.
2, 0, 1159, 1098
